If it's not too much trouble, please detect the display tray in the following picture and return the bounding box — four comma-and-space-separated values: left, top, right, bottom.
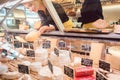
64, 28, 113, 34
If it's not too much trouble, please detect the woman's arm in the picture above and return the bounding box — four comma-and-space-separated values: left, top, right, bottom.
38, 24, 55, 35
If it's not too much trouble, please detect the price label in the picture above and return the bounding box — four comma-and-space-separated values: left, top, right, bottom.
54, 48, 59, 56
64, 65, 74, 78
23, 43, 29, 48
29, 43, 34, 49
14, 41, 22, 48
42, 40, 51, 49
6, 37, 12, 43
99, 60, 110, 72
96, 72, 107, 80
48, 60, 53, 73
58, 40, 66, 48
26, 50, 35, 57
81, 58, 93, 66
18, 64, 29, 74
81, 44, 91, 51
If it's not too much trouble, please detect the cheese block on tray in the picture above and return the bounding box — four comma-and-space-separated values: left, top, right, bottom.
18, 74, 32, 80
108, 46, 120, 57
107, 73, 120, 80
49, 50, 71, 67
29, 62, 42, 72
2, 71, 22, 79
38, 66, 63, 80
35, 48, 48, 65
0, 64, 8, 74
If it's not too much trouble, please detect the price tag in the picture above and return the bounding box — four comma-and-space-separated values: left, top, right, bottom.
99, 60, 110, 72
81, 58, 93, 66
23, 43, 29, 48
48, 60, 53, 73
58, 40, 66, 48
64, 65, 74, 78
29, 43, 34, 49
6, 37, 12, 43
42, 40, 51, 49
54, 48, 59, 56
96, 71, 107, 80
26, 50, 35, 57
14, 41, 22, 48
18, 64, 29, 74
81, 44, 91, 51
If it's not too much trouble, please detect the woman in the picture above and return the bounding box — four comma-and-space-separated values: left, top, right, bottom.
22, 0, 74, 42
78, 0, 104, 28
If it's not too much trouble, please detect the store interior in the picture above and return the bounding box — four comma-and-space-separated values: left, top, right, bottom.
0, 0, 120, 80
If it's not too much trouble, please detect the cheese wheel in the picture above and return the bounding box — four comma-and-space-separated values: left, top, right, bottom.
25, 30, 40, 42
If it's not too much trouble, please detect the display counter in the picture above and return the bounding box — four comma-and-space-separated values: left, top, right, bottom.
42, 31, 120, 40
0, 30, 120, 80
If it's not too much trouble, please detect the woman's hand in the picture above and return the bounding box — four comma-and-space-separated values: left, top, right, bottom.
38, 25, 55, 35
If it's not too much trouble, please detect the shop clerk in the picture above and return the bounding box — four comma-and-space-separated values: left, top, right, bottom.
22, 0, 74, 41
78, 0, 104, 28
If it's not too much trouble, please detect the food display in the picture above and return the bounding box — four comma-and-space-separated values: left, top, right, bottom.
0, 34, 120, 80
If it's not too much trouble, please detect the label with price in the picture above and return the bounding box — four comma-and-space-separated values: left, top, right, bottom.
64, 65, 74, 78
81, 58, 93, 66
18, 64, 29, 74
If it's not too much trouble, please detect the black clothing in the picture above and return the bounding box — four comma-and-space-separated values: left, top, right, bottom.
37, 2, 69, 30
78, 0, 104, 24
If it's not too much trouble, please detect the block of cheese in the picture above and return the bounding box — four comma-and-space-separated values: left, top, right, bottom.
74, 76, 95, 80
50, 50, 71, 67
108, 46, 120, 58
75, 67, 94, 77
106, 46, 120, 70
107, 73, 120, 80
21, 61, 31, 66
38, 66, 63, 80
29, 62, 42, 72
25, 30, 40, 42
90, 43, 105, 65
35, 48, 48, 65
0, 64, 8, 74
2, 71, 22, 80
18, 74, 32, 80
